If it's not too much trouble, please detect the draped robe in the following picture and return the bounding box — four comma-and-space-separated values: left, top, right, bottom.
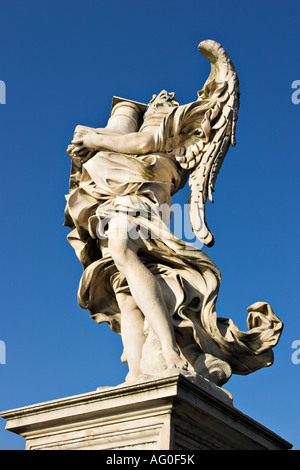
64, 146, 282, 378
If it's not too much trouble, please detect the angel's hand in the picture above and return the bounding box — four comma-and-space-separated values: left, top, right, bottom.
72, 131, 100, 151
175, 142, 203, 170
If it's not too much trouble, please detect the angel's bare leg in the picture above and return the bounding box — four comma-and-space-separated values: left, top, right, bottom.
116, 292, 145, 382
108, 232, 187, 371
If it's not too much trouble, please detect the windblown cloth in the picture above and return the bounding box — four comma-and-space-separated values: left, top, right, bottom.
64, 149, 282, 376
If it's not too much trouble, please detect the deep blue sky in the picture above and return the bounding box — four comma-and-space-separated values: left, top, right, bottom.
0, 0, 299, 450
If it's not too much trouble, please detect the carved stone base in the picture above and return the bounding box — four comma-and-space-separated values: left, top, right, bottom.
1, 374, 292, 450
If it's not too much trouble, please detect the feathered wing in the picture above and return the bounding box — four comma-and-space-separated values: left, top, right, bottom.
161, 40, 240, 247
189, 40, 240, 246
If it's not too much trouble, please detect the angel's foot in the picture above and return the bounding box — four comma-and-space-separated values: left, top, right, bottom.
163, 347, 188, 371
125, 370, 142, 384
125, 370, 156, 385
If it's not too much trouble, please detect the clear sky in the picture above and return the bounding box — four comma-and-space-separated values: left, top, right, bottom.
0, 0, 299, 450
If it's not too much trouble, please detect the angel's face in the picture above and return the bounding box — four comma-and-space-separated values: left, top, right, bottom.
144, 90, 179, 120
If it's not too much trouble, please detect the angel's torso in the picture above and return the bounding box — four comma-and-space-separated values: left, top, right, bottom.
81, 150, 184, 204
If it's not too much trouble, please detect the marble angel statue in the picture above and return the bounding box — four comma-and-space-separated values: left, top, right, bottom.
64, 40, 283, 389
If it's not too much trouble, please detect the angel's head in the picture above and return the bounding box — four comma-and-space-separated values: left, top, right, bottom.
140, 90, 179, 131
147, 90, 179, 111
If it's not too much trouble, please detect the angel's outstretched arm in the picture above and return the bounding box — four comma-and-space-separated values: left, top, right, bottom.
72, 129, 159, 155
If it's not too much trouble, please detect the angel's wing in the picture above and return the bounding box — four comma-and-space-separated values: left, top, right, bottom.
189, 40, 240, 247
161, 40, 240, 247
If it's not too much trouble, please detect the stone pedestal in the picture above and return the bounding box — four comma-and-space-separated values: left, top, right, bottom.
1, 374, 292, 450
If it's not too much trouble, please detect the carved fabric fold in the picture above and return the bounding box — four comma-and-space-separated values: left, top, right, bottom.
64, 149, 283, 376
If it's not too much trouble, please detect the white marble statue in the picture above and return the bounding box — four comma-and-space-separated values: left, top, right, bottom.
64, 40, 283, 387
